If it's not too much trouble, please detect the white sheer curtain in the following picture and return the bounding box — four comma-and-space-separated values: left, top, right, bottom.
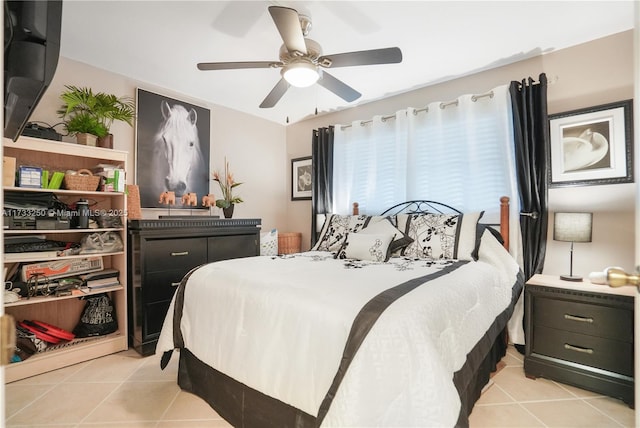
333, 84, 521, 258
333, 114, 407, 214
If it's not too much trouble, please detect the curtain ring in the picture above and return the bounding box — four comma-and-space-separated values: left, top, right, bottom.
440, 100, 459, 109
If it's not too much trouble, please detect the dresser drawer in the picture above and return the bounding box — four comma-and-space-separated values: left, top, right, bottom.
533, 297, 633, 343
144, 237, 207, 273
208, 234, 257, 262
143, 270, 187, 303
533, 325, 633, 377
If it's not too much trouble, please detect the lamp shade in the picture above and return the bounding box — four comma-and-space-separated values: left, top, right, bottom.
282, 62, 319, 87
553, 212, 593, 243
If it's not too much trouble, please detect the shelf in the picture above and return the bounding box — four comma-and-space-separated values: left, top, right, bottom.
5, 332, 127, 383
3, 136, 127, 162
4, 251, 125, 264
4, 284, 124, 307
4, 186, 125, 196
3, 134, 129, 382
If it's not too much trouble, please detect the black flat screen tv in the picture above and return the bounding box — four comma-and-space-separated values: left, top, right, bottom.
4, 0, 63, 141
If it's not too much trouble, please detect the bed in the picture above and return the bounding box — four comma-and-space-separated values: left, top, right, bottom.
157, 198, 524, 427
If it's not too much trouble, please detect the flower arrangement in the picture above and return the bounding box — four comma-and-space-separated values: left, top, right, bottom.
212, 158, 243, 209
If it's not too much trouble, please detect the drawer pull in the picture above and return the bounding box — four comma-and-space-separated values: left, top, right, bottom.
564, 314, 593, 323
171, 282, 181, 287
170, 251, 189, 257
564, 343, 594, 354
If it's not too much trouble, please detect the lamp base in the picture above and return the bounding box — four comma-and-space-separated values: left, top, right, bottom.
560, 274, 583, 282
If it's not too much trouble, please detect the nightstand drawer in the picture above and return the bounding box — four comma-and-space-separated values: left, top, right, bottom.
534, 297, 633, 343
533, 325, 633, 377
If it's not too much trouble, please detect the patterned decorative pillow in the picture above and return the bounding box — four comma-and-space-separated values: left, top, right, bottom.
361, 216, 413, 256
335, 232, 396, 262
400, 212, 484, 260
312, 214, 370, 252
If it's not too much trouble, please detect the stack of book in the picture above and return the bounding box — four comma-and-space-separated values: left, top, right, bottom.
79, 268, 120, 289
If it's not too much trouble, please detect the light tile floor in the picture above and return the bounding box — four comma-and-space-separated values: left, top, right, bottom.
470, 347, 635, 428
5, 346, 635, 427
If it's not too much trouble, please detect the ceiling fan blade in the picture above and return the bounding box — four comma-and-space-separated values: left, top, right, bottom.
260, 78, 290, 108
317, 71, 361, 102
197, 61, 277, 71
320, 47, 402, 68
268, 6, 307, 54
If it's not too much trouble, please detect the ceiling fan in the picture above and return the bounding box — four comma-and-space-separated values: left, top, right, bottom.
197, 6, 402, 109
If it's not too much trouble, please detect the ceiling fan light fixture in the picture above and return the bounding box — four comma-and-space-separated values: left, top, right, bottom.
282, 62, 319, 87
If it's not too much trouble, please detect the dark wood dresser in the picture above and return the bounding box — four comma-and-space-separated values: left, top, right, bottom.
524, 274, 634, 407
127, 218, 261, 355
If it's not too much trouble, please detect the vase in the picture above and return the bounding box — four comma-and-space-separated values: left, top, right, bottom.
223, 204, 234, 219
76, 132, 97, 146
97, 133, 113, 149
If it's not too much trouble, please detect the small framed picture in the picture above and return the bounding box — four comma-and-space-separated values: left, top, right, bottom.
291, 156, 312, 200
548, 99, 633, 187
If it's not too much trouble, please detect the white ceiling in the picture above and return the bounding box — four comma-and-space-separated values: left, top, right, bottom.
59, 1, 634, 126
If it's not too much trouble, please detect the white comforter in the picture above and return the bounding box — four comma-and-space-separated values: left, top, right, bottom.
157, 230, 521, 427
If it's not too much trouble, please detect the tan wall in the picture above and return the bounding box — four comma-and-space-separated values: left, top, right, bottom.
287, 31, 636, 276
29, 58, 288, 234
28, 31, 635, 275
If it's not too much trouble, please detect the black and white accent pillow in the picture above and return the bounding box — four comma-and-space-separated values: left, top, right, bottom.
312, 214, 370, 252
335, 232, 396, 262
400, 212, 483, 260
361, 216, 413, 256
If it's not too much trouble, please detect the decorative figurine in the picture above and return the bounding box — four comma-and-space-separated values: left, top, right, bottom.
181, 192, 197, 207
159, 191, 176, 216
202, 194, 215, 207
158, 191, 176, 205
202, 193, 216, 216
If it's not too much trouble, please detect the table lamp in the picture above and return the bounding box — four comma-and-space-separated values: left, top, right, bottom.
553, 212, 592, 281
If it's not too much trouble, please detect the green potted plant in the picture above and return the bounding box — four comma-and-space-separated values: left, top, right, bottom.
58, 85, 135, 147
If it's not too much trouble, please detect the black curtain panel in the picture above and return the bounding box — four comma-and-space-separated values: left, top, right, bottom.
311, 126, 334, 246
509, 73, 550, 280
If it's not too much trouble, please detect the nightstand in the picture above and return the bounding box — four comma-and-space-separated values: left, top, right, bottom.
524, 274, 635, 407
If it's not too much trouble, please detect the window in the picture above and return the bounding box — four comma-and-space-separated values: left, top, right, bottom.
333, 85, 518, 223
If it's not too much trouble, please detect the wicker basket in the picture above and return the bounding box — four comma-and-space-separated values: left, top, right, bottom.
126, 184, 142, 219
63, 169, 101, 191
278, 232, 302, 254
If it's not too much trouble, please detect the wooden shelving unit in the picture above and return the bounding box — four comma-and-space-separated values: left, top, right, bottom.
3, 136, 129, 383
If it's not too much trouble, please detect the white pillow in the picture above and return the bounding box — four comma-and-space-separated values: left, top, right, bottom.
260, 229, 278, 256
336, 232, 395, 262
361, 216, 413, 255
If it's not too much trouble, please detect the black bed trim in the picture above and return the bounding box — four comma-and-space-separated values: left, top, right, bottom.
453, 269, 525, 427
167, 262, 525, 427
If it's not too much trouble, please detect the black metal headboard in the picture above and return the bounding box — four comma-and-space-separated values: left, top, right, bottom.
379, 200, 462, 216
351, 197, 510, 250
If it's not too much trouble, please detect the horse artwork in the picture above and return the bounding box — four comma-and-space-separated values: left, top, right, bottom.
136, 89, 210, 208
181, 192, 198, 206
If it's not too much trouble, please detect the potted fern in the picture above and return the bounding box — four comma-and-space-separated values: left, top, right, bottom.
58, 85, 135, 147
